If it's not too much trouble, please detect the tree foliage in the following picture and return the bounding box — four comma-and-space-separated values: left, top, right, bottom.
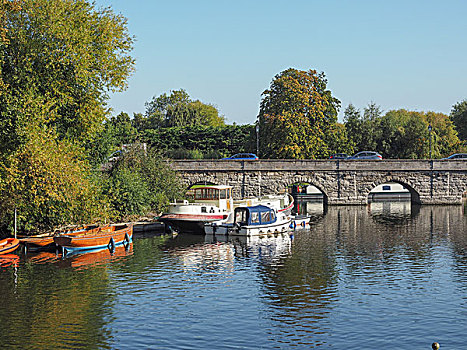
141, 124, 254, 158
257, 68, 342, 159
144, 89, 225, 128
0, 0, 137, 234
0, 125, 108, 234
344, 105, 462, 159
450, 99, 467, 141
102, 147, 184, 219
0, 0, 135, 151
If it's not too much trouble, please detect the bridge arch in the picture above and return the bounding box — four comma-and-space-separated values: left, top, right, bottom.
286, 179, 329, 205
363, 177, 421, 204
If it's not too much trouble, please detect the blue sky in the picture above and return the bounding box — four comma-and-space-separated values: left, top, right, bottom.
95, 0, 467, 124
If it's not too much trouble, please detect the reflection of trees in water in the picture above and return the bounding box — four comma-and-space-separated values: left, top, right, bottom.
0, 259, 114, 349
252, 205, 467, 343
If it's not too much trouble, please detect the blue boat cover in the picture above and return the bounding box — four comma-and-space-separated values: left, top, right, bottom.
234, 205, 277, 226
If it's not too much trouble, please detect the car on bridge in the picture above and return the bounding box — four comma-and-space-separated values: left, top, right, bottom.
222, 153, 259, 161
441, 153, 467, 160
329, 153, 349, 160
347, 151, 383, 160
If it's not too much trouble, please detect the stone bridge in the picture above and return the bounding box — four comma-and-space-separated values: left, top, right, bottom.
168, 160, 467, 205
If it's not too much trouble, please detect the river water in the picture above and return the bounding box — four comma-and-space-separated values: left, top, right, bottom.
0, 203, 466, 349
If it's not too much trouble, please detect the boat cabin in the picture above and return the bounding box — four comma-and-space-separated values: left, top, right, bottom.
234, 205, 277, 226
186, 185, 233, 211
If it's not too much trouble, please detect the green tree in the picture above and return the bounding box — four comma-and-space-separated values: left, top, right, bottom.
450, 99, 467, 141
258, 68, 341, 159
0, 0, 135, 233
343, 104, 362, 152
144, 89, 225, 128
102, 147, 184, 219
0, 0, 135, 151
0, 125, 108, 234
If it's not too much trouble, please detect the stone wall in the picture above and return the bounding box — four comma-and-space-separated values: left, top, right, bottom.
169, 160, 467, 205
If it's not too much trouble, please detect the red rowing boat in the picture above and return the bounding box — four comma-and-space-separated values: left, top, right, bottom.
0, 238, 20, 255
54, 223, 133, 255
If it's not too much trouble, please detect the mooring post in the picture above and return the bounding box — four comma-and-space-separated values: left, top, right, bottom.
14, 208, 17, 239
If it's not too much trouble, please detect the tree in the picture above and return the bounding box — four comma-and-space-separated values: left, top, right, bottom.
258, 68, 341, 159
0, 0, 135, 152
0, 125, 108, 234
144, 89, 225, 128
450, 99, 467, 141
102, 147, 184, 219
0, 0, 135, 233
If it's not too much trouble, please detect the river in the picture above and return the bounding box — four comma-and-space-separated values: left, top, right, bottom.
0, 203, 465, 349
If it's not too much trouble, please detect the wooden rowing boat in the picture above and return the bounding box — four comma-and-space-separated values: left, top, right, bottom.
18, 225, 100, 251
0, 238, 20, 255
54, 223, 133, 255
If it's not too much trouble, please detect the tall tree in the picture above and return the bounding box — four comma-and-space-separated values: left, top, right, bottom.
257, 68, 341, 159
0, 0, 135, 152
144, 89, 225, 128
450, 99, 467, 141
0, 0, 135, 233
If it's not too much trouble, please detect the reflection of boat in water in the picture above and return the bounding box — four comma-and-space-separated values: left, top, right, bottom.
368, 183, 410, 202
0, 238, 20, 255
0, 253, 19, 267
62, 243, 133, 269
294, 199, 324, 217
369, 201, 414, 224
207, 233, 292, 260
54, 223, 133, 255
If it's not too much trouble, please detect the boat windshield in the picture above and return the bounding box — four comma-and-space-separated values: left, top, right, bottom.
194, 188, 219, 200
220, 189, 231, 199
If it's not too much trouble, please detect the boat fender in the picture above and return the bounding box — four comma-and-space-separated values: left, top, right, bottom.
124, 232, 131, 245
108, 237, 115, 253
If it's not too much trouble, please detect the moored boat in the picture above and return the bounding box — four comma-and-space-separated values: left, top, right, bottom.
0, 238, 20, 255
159, 185, 235, 233
208, 204, 292, 236
19, 225, 100, 251
54, 223, 133, 255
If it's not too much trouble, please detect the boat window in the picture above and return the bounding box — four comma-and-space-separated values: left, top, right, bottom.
261, 211, 271, 223
235, 209, 248, 225
220, 189, 227, 199
195, 188, 219, 200
382, 185, 391, 191
250, 212, 259, 224
201, 207, 207, 213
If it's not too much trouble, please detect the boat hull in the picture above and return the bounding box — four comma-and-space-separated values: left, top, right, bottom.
19, 225, 100, 251
229, 219, 292, 236
159, 213, 228, 234
54, 224, 133, 254
0, 238, 20, 255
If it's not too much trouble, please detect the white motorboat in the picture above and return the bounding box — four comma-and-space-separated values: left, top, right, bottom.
159, 185, 235, 233
206, 204, 291, 236
160, 183, 294, 234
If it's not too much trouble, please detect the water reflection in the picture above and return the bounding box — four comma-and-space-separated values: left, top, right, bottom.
0, 203, 465, 349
